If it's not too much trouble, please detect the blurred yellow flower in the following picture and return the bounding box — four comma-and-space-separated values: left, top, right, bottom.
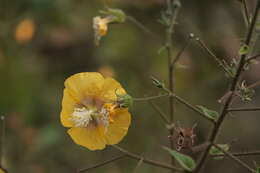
0, 168, 5, 173
60, 72, 131, 150
98, 65, 115, 77
15, 18, 35, 44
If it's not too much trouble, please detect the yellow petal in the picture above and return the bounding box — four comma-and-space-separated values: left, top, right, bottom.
68, 127, 106, 150
105, 109, 131, 145
64, 72, 104, 102
60, 89, 77, 127
0, 168, 5, 173
101, 77, 126, 102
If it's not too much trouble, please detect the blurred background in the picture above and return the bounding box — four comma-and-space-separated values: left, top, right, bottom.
1, 0, 260, 172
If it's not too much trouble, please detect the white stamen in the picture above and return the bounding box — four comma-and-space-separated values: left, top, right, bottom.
70, 106, 110, 128
70, 107, 93, 127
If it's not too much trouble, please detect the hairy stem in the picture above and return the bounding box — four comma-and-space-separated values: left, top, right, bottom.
165, 0, 181, 170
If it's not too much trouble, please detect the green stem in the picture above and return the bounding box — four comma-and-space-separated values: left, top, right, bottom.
77, 155, 126, 173
112, 145, 183, 171
133, 94, 168, 101
165, 0, 181, 171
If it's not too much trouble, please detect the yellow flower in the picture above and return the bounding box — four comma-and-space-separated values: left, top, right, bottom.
60, 72, 131, 150
0, 168, 5, 173
93, 16, 113, 45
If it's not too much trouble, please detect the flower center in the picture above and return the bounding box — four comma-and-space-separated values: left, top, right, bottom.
70, 105, 112, 128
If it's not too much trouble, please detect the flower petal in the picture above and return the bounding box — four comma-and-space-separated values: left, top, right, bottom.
68, 126, 107, 150
60, 89, 77, 127
105, 109, 131, 145
64, 72, 104, 102
101, 78, 126, 102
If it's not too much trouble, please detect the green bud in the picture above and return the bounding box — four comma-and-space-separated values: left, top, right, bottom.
100, 8, 126, 23
116, 94, 133, 108
151, 76, 165, 89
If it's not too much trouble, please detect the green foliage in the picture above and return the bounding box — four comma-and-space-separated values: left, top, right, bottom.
210, 144, 230, 160
100, 8, 126, 23
163, 146, 196, 171
197, 105, 219, 121
239, 44, 249, 55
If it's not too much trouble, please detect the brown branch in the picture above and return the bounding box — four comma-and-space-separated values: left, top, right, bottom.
247, 52, 260, 62
77, 155, 126, 173
112, 145, 183, 171
213, 151, 260, 157
212, 144, 256, 173
228, 107, 260, 112
242, 0, 250, 27
193, 1, 260, 173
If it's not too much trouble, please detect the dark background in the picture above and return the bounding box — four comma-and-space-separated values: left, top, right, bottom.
0, 0, 260, 172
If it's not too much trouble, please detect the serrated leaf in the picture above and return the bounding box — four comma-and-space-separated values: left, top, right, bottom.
210, 144, 230, 160
197, 105, 219, 121
239, 44, 249, 55
163, 146, 196, 171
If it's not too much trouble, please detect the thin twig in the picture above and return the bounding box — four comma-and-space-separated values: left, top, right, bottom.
149, 101, 171, 124
126, 16, 160, 40
242, 0, 250, 27
247, 52, 260, 62
228, 107, 260, 112
193, 1, 260, 172
213, 151, 260, 157
77, 155, 126, 173
195, 38, 230, 75
133, 94, 168, 101
132, 157, 144, 173
171, 33, 194, 65
161, 87, 215, 123
112, 145, 183, 171
212, 144, 256, 173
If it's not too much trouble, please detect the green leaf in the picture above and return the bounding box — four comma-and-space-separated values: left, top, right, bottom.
239, 44, 249, 55
254, 162, 260, 173
158, 46, 167, 55
210, 144, 230, 160
100, 8, 126, 23
197, 105, 219, 121
163, 146, 196, 171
